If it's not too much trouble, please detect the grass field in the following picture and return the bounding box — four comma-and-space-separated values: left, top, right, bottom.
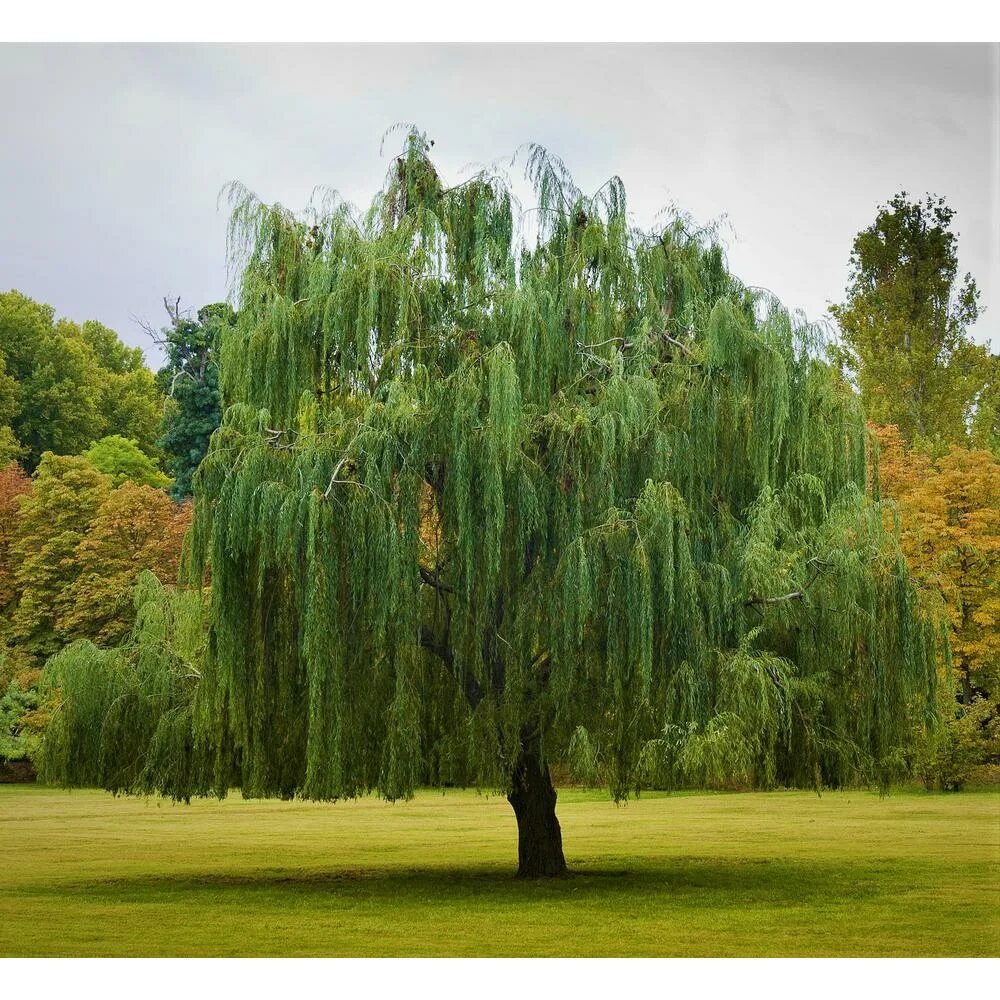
1, 784, 997, 957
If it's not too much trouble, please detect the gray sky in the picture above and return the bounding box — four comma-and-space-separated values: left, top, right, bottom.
1, 43, 997, 366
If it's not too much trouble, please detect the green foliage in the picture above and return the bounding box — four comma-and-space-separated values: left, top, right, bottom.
0, 427, 22, 466
82, 321, 164, 459
0, 351, 19, 426
47, 131, 937, 805
830, 193, 991, 452
7, 454, 111, 657
913, 696, 999, 791
0, 292, 103, 468
971, 353, 1000, 459
0, 291, 164, 469
41, 572, 217, 796
156, 303, 231, 499
0, 676, 40, 762
84, 434, 171, 489
0, 353, 23, 464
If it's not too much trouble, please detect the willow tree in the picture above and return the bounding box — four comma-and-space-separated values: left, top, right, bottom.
44, 132, 937, 877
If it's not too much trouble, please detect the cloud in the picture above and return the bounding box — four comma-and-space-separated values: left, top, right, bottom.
1, 43, 995, 364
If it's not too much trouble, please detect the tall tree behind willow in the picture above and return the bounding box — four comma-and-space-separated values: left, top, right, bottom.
829, 193, 990, 452
971, 353, 1000, 459
154, 299, 232, 499
44, 132, 936, 877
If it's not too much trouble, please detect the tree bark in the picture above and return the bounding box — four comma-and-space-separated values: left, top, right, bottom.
507, 730, 567, 878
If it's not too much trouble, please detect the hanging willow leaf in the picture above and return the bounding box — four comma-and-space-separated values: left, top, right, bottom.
44, 129, 937, 826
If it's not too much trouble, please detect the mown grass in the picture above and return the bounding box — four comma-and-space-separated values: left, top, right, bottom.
1, 784, 997, 956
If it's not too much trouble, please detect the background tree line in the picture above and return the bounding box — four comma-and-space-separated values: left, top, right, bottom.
831, 192, 999, 789
0, 292, 230, 769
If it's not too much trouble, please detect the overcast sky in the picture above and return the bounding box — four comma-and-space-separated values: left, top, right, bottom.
1, 43, 997, 366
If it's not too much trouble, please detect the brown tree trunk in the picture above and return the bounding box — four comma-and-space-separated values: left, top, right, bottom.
507, 730, 567, 878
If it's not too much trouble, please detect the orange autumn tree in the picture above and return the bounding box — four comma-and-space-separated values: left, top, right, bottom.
874, 424, 999, 787
61, 482, 192, 645
874, 425, 1000, 705
3, 462, 190, 768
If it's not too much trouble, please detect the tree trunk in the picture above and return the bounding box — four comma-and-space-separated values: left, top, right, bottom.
961, 668, 973, 707
507, 731, 567, 878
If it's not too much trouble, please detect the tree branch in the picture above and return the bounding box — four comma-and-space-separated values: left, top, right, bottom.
418, 626, 483, 709
164, 295, 183, 325
131, 313, 168, 347
662, 333, 695, 359
744, 557, 834, 607
745, 591, 805, 607
419, 566, 453, 594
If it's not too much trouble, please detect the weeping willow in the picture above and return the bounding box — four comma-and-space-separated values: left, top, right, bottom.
40, 572, 230, 798
43, 130, 937, 876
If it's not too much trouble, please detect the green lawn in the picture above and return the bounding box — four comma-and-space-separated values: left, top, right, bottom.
1, 784, 997, 957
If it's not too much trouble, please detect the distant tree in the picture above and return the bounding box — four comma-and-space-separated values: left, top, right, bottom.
80, 320, 163, 457
8, 454, 111, 658
0, 463, 31, 612
971, 354, 1000, 459
0, 675, 42, 763
84, 435, 171, 489
0, 293, 104, 468
913, 695, 999, 791
0, 291, 163, 468
153, 299, 231, 499
0, 354, 23, 465
42, 572, 210, 789
61, 483, 191, 645
875, 425, 1000, 706
0, 464, 35, 751
830, 193, 990, 451
44, 135, 937, 877
0, 429, 21, 468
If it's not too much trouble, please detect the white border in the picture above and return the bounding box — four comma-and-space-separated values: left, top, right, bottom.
1, 957, 998, 997
1, 4, 997, 991
1, 2, 998, 43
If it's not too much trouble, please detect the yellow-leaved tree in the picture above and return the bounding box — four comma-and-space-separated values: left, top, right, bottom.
874, 425, 1000, 786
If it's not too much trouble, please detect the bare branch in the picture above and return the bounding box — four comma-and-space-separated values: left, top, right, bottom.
131, 313, 168, 347
164, 295, 183, 324
167, 368, 197, 397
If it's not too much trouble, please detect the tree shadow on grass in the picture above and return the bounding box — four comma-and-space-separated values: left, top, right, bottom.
55, 856, 899, 909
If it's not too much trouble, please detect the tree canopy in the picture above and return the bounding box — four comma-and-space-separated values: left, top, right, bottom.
43, 132, 938, 876
829, 193, 991, 453
875, 425, 999, 706
60, 482, 191, 646
0, 462, 31, 612
84, 434, 171, 489
7, 455, 113, 658
0, 291, 164, 470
